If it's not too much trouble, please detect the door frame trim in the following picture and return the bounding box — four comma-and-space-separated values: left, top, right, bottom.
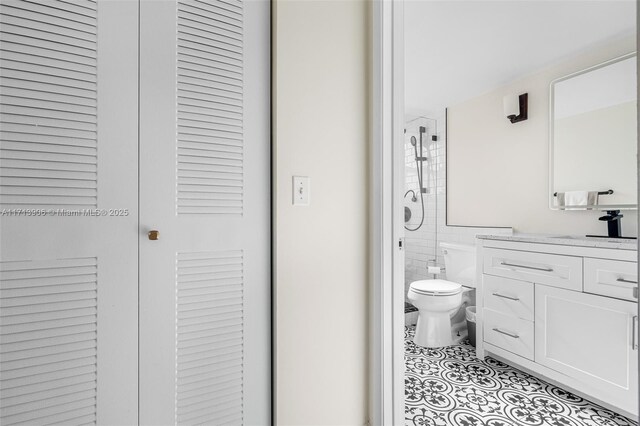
371, 2, 640, 424
370, 0, 405, 424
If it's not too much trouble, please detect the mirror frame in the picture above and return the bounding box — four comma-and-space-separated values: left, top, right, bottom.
549, 51, 637, 211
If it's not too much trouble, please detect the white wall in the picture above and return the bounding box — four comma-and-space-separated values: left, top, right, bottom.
447, 35, 638, 236
273, 1, 369, 424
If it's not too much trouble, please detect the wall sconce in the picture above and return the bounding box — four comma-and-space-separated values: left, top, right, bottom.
503, 93, 528, 123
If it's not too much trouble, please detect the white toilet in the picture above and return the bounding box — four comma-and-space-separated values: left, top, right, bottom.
407, 242, 476, 347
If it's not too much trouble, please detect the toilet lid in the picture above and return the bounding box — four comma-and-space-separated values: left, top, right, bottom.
410, 279, 462, 296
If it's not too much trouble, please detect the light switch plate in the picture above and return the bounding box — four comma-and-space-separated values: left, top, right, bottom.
293, 176, 310, 206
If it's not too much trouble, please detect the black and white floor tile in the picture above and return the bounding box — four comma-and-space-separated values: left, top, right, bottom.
404, 325, 638, 426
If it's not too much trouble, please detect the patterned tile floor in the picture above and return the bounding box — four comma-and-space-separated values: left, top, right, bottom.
404, 326, 638, 426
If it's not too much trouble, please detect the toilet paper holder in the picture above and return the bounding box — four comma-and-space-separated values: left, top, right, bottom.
428, 266, 446, 274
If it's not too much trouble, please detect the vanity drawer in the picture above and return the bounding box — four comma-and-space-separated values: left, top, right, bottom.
483, 275, 534, 321
584, 258, 638, 302
483, 308, 534, 360
483, 248, 582, 291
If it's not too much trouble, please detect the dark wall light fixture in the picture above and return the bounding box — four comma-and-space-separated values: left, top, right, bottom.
503, 93, 528, 123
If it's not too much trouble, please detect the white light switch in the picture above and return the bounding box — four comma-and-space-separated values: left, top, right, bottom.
293, 176, 310, 206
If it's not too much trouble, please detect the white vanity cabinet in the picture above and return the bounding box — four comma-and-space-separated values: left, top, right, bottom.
536, 285, 638, 415
476, 236, 638, 418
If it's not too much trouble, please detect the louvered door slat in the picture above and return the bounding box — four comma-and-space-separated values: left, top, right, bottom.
2, 0, 96, 23
178, 82, 242, 103
1, 168, 96, 183
1, 68, 97, 91
1, 397, 96, 425
0, 89, 96, 108
2, 115, 96, 132
178, 147, 242, 161
178, 301, 241, 317
178, 34, 242, 61
0, 0, 97, 209
0, 110, 97, 127
177, 9, 241, 36
1, 34, 96, 61
2, 380, 97, 411
1, 364, 96, 392
177, 375, 241, 400
1, 96, 96, 116
178, 43, 242, 67
0, 372, 96, 399
178, 18, 241, 47
176, 0, 244, 216
1, 27, 96, 52
2, 79, 97, 101
1, 159, 96, 173
178, 67, 241, 90
180, 1, 241, 26
0, 256, 98, 426
0, 5, 96, 34
177, 111, 242, 129
0, 15, 96, 44
0, 59, 97, 82
0, 308, 97, 328
176, 250, 243, 425
1, 332, 97, 356
2, 131, 96, 148
1, 51, 95, 76
0, 42, 97, 68
195, 0, 241, 13
0, 338, 96, 360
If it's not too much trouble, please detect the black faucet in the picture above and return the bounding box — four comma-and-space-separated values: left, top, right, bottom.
599, 210, 623, 238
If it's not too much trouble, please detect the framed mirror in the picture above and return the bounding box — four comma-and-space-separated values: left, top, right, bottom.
549, 53, 637, 210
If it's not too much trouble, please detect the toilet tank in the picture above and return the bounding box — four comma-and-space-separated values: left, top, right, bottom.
440, 242, 476, 287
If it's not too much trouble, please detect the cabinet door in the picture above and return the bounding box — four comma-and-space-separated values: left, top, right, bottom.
535, 285, 638, 414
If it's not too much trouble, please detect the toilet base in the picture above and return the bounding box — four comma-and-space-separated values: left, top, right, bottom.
414, 310, 454, 348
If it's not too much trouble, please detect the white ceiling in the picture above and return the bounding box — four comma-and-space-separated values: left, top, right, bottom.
404, 0, 636, 114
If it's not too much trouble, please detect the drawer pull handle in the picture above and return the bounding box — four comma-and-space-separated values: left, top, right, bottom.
492, 292, 520, 301
634, 287, 639, 299
493, 328, 519, 339
633, 316, 638, 350
616, 277, 638, 284
500, 261, 553, 272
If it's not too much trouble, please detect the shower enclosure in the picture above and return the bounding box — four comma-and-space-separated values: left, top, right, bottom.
403, 116, 439, 304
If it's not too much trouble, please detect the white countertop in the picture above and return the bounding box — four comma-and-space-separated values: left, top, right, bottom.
477, 233, 638, 251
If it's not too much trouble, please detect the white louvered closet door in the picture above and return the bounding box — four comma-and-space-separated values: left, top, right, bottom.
139, 0, 270, 425
0, 1, 139, 425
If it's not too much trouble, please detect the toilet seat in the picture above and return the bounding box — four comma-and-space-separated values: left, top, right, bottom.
410, 279, 462, 296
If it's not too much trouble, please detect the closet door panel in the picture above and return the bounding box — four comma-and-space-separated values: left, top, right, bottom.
0, 1, 139, 425
140, 0, 270, 424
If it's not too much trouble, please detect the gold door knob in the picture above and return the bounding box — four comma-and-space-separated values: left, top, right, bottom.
148, 230, 159, 240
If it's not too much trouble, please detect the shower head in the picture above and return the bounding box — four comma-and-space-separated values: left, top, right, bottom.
410, 136, 417, 146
